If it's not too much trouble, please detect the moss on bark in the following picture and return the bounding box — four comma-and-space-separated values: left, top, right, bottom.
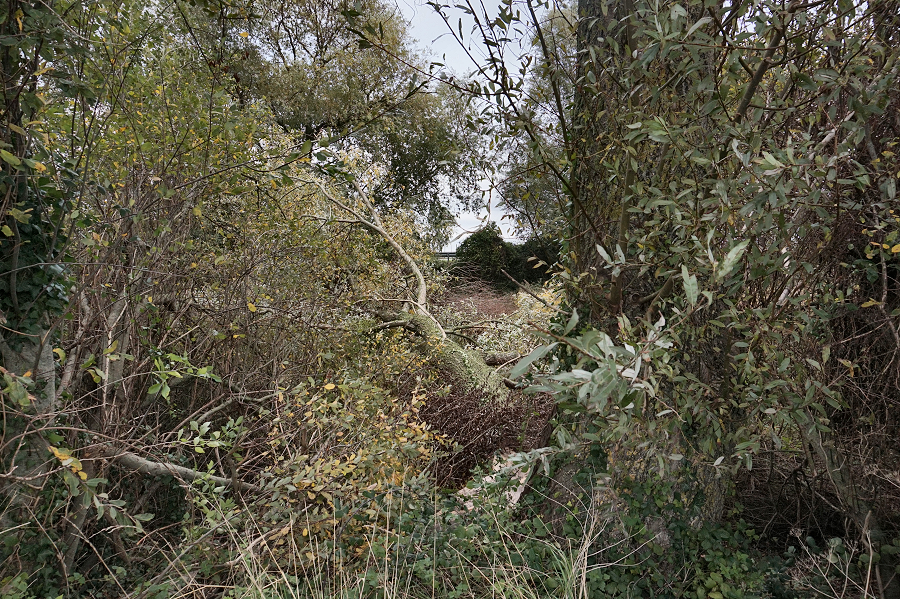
399, 313, 511, 404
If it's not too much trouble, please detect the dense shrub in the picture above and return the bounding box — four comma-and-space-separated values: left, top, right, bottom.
453, 224, 558, 289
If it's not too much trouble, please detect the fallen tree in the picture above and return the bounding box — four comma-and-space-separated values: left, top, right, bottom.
314, 178, 517, 405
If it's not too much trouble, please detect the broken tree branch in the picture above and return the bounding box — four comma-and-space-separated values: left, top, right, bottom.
100, 447, 261, 492
313, 179, 447, 339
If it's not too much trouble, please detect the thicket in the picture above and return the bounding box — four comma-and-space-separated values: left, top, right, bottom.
453, 223, 558, 289
459, 0, 900, 595
0, 0, 898, 597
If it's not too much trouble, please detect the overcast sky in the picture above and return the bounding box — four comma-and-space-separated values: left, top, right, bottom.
395, 0, 525, 250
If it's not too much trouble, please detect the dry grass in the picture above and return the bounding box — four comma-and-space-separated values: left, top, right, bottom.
433, 279, 519, 320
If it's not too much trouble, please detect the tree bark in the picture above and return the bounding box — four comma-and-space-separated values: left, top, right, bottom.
0, 331, 57, 488
100, 447, 261, 492
386, 312, 512, 404
569, 0, 633, 317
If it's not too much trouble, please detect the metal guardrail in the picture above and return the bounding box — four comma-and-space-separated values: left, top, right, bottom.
434, 252, 457, 261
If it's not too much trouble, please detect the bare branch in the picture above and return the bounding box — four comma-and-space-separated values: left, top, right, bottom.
100, 447, 261, 492
312, 179, 447, 339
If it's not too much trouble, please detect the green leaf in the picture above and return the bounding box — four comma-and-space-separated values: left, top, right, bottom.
794, 73, 817, 90
10, 382, 31, 407
0, 149, 21, 166
564, 309, 579, 334
510, 343, 558, 379
682, 265, 698, 306
8, 208, 31, 223
716, 240, 749, 281
684, 16, 711, 38
596, 244, 611, 263
762, 151, 783, 168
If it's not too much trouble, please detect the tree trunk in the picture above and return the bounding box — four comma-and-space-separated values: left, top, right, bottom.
0, 331, 58, 542
570, 0, 630, 317
388, 312, 512, 404
0, 331, 57, 487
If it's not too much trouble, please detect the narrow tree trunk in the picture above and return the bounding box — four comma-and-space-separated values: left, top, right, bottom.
0, 331, 57, 487
570, 0, 626, 316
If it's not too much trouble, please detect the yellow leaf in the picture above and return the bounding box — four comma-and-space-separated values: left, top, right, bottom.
324, 383, 335, 390
892, 244, 900, 253
77, 470, 88, 481
860, 299, 881, 308
247, 301, 257, 312
240, 31, 249, 37
1, 149, 22, 166
23, 370, 31, 378
838, 358, 854, 377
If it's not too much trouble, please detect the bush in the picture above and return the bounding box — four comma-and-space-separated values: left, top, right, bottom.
454, 224, 557, 289
354, 448, 776, 599
507, 235, 560, 285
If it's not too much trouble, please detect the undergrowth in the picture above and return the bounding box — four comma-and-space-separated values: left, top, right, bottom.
210, 450, 800, 599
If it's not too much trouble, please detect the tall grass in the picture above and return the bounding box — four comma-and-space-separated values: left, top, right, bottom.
211, 471, 621, 599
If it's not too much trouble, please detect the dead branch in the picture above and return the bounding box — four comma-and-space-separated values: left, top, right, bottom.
100, 447, 261, 492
